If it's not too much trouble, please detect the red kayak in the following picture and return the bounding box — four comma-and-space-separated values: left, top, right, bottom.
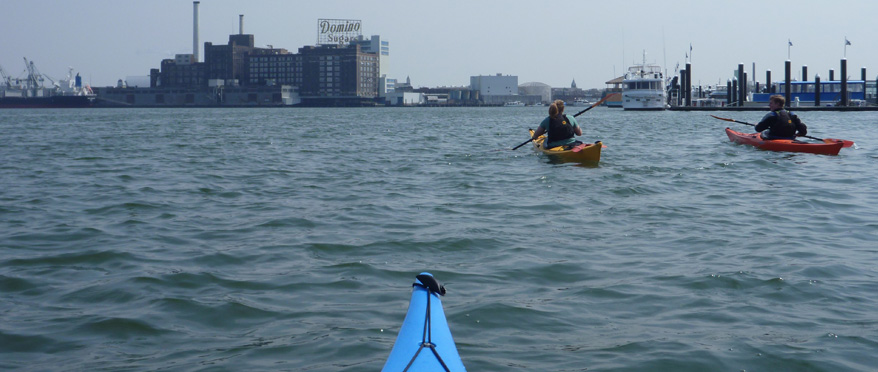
725, 128, 843, 155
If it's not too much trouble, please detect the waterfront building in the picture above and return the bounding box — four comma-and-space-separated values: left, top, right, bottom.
384, 91, 425, 106
155, 55, 205, 87
394, 76, 413, 92
471, 73, 518, 96
204, 34, 256, 83
98, 5, 383, 107
552, 79, 586, 104
150, 32, 262, 89
107, 31, 381, 107
519, 82, 552, 104
352, 35, 390, 94
296, 43, 380, 106
471, 73, 522, 105
247, 48, 301, 87
383, 77, 397, 94
105, 32, 302, 107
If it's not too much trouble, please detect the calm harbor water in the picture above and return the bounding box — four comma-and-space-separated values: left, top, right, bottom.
1, 106, 877, 371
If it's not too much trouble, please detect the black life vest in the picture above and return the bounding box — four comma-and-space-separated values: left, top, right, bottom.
546, 114, 575, 144
768, 109, 796, 138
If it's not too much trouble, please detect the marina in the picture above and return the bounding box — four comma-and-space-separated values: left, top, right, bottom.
670, 59, 878, 111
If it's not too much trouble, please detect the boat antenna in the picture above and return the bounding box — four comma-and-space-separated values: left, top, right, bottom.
662, 27, 668, 83
621, 29, 625, 78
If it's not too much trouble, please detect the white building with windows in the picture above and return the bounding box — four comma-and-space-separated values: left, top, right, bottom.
471, 73, 520, 105
470, 74, 518, 96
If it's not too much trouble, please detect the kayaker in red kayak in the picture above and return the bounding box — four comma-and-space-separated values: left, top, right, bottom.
531, 100, 583, 150
755, 95, 808, 140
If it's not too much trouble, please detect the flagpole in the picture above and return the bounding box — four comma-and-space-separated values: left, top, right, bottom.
844, 37, 849, 58
689, 43, 693, 65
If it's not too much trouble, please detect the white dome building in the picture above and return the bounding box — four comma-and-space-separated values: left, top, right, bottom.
519, 82, 552, 104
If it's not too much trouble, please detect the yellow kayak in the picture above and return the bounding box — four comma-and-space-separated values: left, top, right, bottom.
528, 129, 601, 163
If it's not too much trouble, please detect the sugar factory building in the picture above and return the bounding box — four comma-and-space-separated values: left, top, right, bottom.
95, 3, 385, 107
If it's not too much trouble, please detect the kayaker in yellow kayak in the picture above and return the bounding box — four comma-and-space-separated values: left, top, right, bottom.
755, 95, 807, 140
531, 100, 583, 149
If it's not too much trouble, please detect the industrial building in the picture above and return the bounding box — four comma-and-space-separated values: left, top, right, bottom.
471, 74, 541, 105
95, 3, 382, 107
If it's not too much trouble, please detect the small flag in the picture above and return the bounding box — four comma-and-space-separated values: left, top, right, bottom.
788, 39, 793, 46
845, 38, 851, 46
689, 43, 693, 52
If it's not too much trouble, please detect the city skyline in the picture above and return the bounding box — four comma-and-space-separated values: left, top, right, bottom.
3, 0, 877, 90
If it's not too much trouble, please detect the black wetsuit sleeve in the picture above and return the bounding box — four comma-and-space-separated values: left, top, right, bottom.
755, 118, 770, 132
792, 115, 807, 136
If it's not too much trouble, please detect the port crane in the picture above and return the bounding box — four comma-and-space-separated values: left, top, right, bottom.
0, 64, 9, 87
24, 57, 57, 89
0, 62, 27, 89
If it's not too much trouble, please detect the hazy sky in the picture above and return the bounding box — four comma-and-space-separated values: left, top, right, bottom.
3, 0, 876, 90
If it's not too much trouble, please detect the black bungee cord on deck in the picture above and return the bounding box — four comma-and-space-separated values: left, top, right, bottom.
401, 274, 450, 372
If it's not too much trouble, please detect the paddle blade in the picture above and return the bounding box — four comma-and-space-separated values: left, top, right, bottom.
710, 115, 734, 122
710, 115, 756, 127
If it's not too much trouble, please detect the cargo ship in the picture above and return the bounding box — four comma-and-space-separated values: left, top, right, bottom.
1, 58, 96, 108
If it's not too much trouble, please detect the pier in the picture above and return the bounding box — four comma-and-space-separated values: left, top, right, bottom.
667, 57, 878, 111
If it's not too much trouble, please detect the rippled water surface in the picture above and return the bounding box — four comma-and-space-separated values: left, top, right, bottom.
2, 107, 877, 371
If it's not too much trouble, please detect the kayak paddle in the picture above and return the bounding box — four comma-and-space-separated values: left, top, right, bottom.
512, 94, 612, 151
709, 115, 855, 148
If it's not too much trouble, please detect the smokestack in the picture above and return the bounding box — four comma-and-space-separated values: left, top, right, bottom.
193, 1, 200, 62
239, 14, 244, 35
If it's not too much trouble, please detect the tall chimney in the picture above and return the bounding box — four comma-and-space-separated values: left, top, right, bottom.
239, 14, 244, 35
193, 1, 200, 62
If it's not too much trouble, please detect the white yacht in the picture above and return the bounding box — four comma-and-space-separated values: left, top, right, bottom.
621, 52, 667, 110
566, 98, 593, 107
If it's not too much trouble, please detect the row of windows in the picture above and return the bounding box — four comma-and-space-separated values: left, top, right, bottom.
248, 78, 302, 84
626, 81, 663, 90
251, 74, 299, 80
250, 68, 299, 74
251, 57, 299, 63
246, 70, 381, 80
251, 62, 301, 68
